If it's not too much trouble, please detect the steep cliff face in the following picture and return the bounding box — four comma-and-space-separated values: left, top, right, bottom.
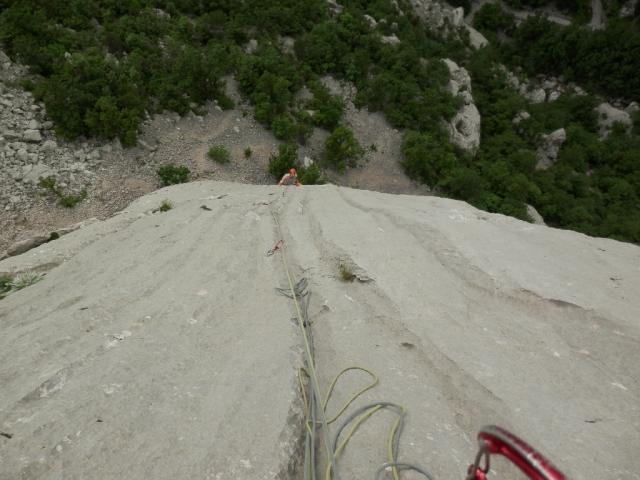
1, 181, 638, 479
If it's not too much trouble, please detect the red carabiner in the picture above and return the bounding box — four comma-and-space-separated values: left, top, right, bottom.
466, 426, 566, 480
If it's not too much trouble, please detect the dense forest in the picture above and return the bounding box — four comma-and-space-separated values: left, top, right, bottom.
0, 0, 638, 242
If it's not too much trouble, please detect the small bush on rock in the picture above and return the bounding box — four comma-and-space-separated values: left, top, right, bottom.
157, 165, 190, 186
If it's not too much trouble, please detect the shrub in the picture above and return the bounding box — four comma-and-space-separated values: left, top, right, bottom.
59, 190, 87, 208
299, 164, 325, 185
338, 263, 355, 282
268, 143, 298, 179
244, 147, 253, 158
322, 125, 363, 172
208, 145, 230, 164
38, 176, 87, 208
158, 200, 173, 212
401, 131, 458, 187
11, 272, 42, 291
157, 165, 190, 186
308, 82, 344, 130
0, 275, 12, 299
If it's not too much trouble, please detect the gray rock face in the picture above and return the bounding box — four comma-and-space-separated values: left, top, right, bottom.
595, 102, 632, 137
0, 181, 638, 480
443, 58, 481, 152
536, 128, 566, 170
408, 0, 470, 39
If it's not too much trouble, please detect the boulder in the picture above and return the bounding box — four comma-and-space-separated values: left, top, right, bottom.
465, 25, 489, 49
16, 148, 29, 162
536, 128, 566, 170
513, 111, 531, 124
23, 162, 55, 184
547, 90, 562, 102
23, 129, 42, 143
381, 34, 401, 45
526, 204, 546, 225
443, 59, 481, 152
363, 14, 378, 28
42, 140, 58, 153
595, 102, 632, 137
525, 88, 546, 104
443, 58, 472, 97
448, 103, 481, 152
625, 101, 639, 115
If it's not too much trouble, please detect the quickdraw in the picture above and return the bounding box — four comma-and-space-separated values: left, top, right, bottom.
466, 426, 566, 480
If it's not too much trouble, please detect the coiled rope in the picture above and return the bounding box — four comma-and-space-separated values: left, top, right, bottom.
270, 196, 432, 480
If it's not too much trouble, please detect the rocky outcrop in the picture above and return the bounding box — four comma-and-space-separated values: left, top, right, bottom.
406, 0, 489, 47
536, 128, 566, 170
465, 25, 489, 48
409, 0, 465, 29
0, 50, 102, 213
443, 59, 481, 152
0, 181, 638, 480
596, 102, 633, 137
504, 69, 586, 103
526, 204, 546, 225
620, 0, 638, 17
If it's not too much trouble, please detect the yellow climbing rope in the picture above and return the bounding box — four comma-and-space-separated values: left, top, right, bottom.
270, 191, 424, 480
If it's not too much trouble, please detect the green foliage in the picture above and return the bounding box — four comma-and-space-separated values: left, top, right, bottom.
38, 176, 87, 208
503, 17, 640, 99
503, 0, 591, 20
59, 190, 87, 208
323, 125, 364, 172
307, 81, 344, 130
157, 165, 190, 186
157, 200, 173, 212
268, 143, 298, 179
299, 163, 325, 185
0, 274, 11, 299
244, 147, 253, 158
401, 131, 458, 187
208, 145, 230, 164
338, 263, 355, 282
10, 272, 42, 291
267, 144, 325, 184
474, 3, 515, 36
0, 0, 237, 145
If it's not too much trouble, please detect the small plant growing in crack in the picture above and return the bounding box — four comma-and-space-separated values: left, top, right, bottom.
11, 272, 43, 291
155, 200, 173, 213
338, 263, 355, 282
0, 272, 43, 299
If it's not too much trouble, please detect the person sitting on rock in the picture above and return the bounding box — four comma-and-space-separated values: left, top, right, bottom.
278, 168, 301, 187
